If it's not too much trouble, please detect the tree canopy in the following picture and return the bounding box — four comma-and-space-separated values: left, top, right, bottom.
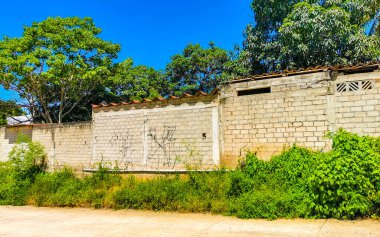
240, 0, 380, 74
1, 2, 380, 123
0, 17, 120, 123
165, 43, 239, 95
0, 100, 24, 126
107, 59, 168, 101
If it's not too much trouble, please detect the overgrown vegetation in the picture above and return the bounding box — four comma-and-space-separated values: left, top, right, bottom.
1, 129, 379, 220
0, 134, 46, 205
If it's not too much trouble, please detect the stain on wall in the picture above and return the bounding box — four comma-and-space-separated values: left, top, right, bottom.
92, 97, 218, 170
2, 69, 380, 171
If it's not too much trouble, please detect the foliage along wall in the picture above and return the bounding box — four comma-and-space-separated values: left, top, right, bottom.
1, 68, 380, 171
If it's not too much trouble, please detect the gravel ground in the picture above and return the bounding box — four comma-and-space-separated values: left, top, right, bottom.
0, 206, 379, 237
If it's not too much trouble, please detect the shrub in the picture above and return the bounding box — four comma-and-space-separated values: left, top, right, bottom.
270, 146, 319, 186
230, 189, 303, 219
228, 146, 317, 218
1, 129, 380, 220
8, 134, 47, 181
28, 167, 79, 206
112, 171, 231, 213
84, 165, 122, 190
308, 129, 380, 219
0, 161, 31, 205
0, 134, 47, 205
113, 175, 186, 210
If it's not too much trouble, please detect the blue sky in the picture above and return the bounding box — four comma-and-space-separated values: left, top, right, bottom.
0, 0, 252, 101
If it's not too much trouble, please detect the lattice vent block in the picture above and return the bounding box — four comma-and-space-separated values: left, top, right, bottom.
336, 83, 347, 92
336, 80, 374, 92
348, 81, 359, 91
362, 80, 373, 90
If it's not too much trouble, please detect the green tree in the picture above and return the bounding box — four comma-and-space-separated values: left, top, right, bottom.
241, 0, 380, 74
323, 0, 380, 33
279, 3, 380, 68
0, 17, 120, 123
0, 100, 24, 126
165, 43, 239, 95
31, 83, 113, 123
107, 59, 168, 101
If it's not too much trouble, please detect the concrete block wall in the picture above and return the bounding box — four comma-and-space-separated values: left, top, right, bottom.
31, 123, 93, 170
0, 126, 33, 161
220, 70, 380, 166
1, 69, 380, 170
92, 96, 219, 170
333, 72, 380, 136
220, 72, 331, 165
0, 123, 92, 170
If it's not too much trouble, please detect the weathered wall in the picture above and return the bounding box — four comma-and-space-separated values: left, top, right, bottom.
92, 96, 219, 170
1, 69, 380, 170
220, 70, 380, 166
0, 126, 33, 161
333, 72, 380, 136
31, 123, 93, 170
0, 123, 92, 170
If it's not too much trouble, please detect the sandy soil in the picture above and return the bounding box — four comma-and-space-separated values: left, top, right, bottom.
0, 206, 379, 237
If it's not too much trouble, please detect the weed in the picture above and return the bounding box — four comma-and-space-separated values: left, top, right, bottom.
1, 129, 379, 220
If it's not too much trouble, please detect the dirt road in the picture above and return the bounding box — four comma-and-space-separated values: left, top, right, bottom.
0, 206, 379, 237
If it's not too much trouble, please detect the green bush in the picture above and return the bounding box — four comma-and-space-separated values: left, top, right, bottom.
1, 129, 380, 220
309, 129, 380, 219
8, 134, 47, 182
84, 165, 122, 190
0, 161, 31, 205
112, 172, 230, 213
0, 134, 47, 205
230, 189, 303, 219
228, 146, 317, 219
114, 175, 185, 210
28, 166, 123, 208
28, 167, 80, 206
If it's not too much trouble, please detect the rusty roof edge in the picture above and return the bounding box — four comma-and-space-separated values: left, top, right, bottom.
3, 121, 92, 129
227, 63, 380, 84
92, 92, 218, 110
227, 68, 328, 84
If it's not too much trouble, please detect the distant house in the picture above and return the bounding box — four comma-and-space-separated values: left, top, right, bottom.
6, 115, 32, 126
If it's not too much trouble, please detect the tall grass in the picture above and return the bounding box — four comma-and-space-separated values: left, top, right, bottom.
0, 129, 379, 219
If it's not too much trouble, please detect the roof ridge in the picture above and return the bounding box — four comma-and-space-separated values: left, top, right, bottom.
91, 90, 218, 109
229, 62, 380, 82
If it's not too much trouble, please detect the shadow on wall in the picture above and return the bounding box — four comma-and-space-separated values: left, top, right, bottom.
4, 126, 33, 144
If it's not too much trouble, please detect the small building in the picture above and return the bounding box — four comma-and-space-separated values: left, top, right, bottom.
6, 115, 32, 126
